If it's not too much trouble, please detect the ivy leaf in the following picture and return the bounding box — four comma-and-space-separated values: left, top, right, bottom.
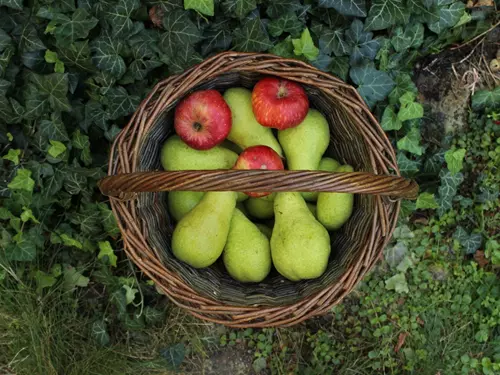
233, 17, 272, 52
444, 148, 466, 175
266, 0, 302, 18
437, 169, 463, 216
63, 266, 89, 290
128, 28, 160, 59
221, 0, 257, 19
416, 192, 438, 209
0, 45, 14, 78
8, 169, 35, 192
184, 0, 214, 16
51, 9, 98, 46
317, 0, 367, 17
391, 24, 424, 52
92, 321, 110, 346
110, 289, 127, 316
471, 87, 500, 111
98, 203, 120, 237
29, 72, 71, 113
385, 241, 408, 268
164, 44, 202, 74
428, 2, 465, 34
389, 73, 418, 104
98, 241, 118, 267
345, 20, 380, 66
397, 151, 421, 174
5, 233, 37, 261
201, 27, 232, 56
159, 10, 201, 57
270, 37, 295, 58
385, 273, 409, 293
3, 149, 21, 165
311, 23, 350, 57
160, 343, 186, 370
0, 207, 13, 220
0, 79, 10, 96
350, 65, 395, 105
329, 57, 350, 81
144, 306, 164, 325
106, 0, 140, 38
104, 86, 140, 120
0, 0, 23, 10
397, 126, 423, 155
408, 0, 440, 25
123, 284, 138, 304
40, 116, 70, 145
453, 227, 482, 255
70, 203, 102, 236
0, 29, 12, 54
83, 100, 109, 131
72, 130, 92, 166
48, 140, 67, 158
57, 40, 95, 73
33, 270, 57, 293
292, 28, 319, 61
58, 233, 83, 249
477, 187, 499, 204
90, 33, 126, 78
268, 12, 303, 38
391, 27, 412, 52
12, 23, 46, 53
23, 86, 45, 120
398, 92, 424, 122
125, 59, 162, 82
381, 105, 402, 131
63, 169, 87, 195
365, 0, 408, 31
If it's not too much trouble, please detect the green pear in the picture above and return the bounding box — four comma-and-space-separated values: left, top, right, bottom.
319, 157, 341, 172
271, 192, 331, 281
161, 135, 238, 171
317, 165, 354, 231
172, 192, 237, 268
255, 223, 273, 239
306, 203, 317, 218
168, 191, 204, 221
223, 88, 283, 156
278, 109, 330, 201
309, 157, 341, 201
245, 193, 276, 219
237, 192, 249, 202
223, 209, 271, 283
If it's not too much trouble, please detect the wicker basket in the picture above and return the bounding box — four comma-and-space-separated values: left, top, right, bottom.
99, 52, 418, 328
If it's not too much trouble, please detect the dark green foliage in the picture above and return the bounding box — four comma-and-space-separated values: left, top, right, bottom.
0, 0, 498, 373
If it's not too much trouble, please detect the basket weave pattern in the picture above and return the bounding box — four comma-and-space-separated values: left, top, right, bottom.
100, 52, 417, 327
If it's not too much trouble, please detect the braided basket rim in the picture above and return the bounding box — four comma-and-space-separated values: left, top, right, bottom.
105, 52, 406, 328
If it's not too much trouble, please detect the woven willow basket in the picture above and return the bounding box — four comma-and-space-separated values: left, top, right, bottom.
99, 52, 418, 328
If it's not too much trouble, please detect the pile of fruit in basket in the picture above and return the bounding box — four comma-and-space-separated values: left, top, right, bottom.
161, 78, 354, 283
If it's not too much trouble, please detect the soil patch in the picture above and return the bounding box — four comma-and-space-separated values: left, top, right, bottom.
414, 28, 499, 136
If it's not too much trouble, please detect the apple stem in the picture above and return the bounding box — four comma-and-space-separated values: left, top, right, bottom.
277, 83, 288, 99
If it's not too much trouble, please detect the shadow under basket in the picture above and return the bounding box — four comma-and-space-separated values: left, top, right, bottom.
99, 52, 418, 328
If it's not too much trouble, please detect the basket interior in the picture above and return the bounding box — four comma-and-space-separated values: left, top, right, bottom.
136, 72, 375, 306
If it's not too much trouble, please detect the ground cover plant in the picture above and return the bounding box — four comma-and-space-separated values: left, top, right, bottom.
0, 0, 499, 374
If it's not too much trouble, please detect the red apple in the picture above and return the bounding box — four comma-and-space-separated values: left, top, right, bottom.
251, 77, 309, 130
174, 90, 232, 150
234, 145, 284, 197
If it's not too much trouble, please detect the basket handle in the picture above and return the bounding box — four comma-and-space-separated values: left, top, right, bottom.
98, 170, 418, 200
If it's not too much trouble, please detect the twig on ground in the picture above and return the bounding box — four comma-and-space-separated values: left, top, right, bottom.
450, 20, 500, 50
